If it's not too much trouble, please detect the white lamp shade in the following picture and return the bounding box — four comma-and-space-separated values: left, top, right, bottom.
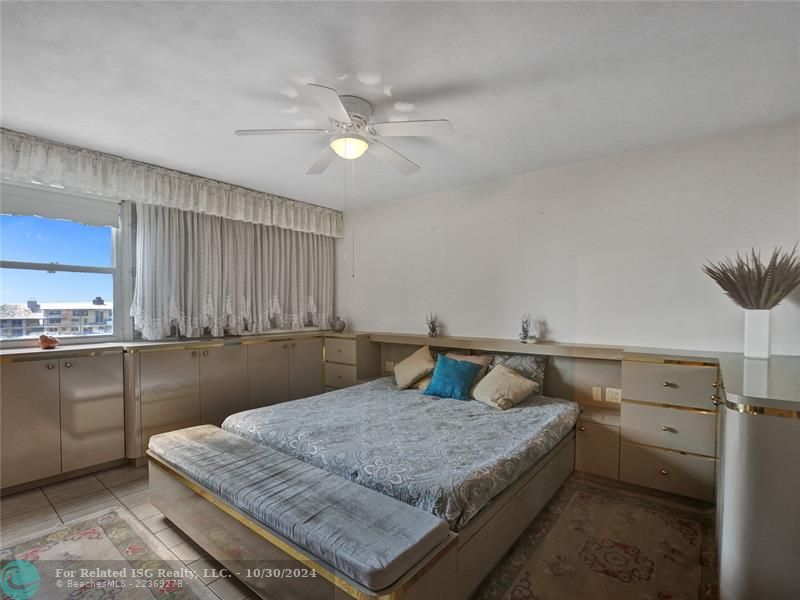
330, 136, 369, 160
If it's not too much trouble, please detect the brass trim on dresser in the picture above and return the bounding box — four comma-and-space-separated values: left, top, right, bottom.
622, 398, 717, 416
724, 399, 800, 420
623, 355, 718, 368
0, 348, 123, 363
621, 440, 718, 460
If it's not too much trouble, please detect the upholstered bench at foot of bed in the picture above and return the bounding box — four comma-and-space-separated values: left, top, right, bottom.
147, 425, 450, 593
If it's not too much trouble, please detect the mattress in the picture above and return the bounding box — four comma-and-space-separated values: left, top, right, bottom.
223, 377, 579, 530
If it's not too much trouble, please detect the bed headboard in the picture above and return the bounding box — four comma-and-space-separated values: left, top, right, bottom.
377, 340, 621, 408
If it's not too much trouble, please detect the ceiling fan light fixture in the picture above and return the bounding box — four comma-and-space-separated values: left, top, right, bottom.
330, 135, 369, 160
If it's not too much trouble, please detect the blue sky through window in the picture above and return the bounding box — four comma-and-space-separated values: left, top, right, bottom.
0, 215, 113, 304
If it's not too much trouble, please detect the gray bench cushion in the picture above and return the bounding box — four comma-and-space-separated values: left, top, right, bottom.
148, 425, 449, 591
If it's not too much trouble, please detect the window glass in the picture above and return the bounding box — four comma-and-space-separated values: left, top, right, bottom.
0, 269, 113, 339
0, 215, 112, 267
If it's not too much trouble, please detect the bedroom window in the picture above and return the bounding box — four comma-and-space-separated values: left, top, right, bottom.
0, 183, 122, 342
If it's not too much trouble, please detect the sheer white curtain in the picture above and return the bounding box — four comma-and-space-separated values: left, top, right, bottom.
130, 204, 334, 340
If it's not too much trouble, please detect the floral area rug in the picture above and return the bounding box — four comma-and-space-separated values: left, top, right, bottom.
473, 477, 717, 600
0, 509, 215, 599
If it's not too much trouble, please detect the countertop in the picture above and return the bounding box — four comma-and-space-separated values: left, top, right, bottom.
2, 332, 796, 409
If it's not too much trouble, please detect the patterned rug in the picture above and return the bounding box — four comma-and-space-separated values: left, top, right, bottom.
0, 509, 214, 599
473, 477, 717, 600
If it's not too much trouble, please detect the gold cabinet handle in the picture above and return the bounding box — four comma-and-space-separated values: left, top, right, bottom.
203, 350, 209, 357
711, 395, 721, 406
659, 469, 668, 476
661, 425, 669, 432
46, 363, 54, 370
191, 351, 198, 357
64, 361, 72, 368
663, 381, 676, 388
578, 425, 586, 432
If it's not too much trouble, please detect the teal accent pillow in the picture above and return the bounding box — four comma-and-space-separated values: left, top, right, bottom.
424, 354, 482, 400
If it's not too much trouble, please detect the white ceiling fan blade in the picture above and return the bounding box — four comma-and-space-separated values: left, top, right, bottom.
235, 129, 325, 136
368, 139, 420, 175
371, 119, 453, 137
306, 146, 337, 175
307, 84, 352, 125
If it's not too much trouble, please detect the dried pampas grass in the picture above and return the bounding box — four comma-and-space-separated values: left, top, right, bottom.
703, 245, 800, 309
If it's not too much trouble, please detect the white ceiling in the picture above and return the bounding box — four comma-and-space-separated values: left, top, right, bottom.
2, 2, 798, 210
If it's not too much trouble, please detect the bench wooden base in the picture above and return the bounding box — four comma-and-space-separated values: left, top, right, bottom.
148, 432, 574, 600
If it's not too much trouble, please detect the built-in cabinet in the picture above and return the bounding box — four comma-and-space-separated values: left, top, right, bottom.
575, 408, 620, 480
323, 333, 380, 391
247, 340, 290, 408
60, 354, 125, 472
137, 337, 324, 453
140, 348, 201, 449
246, 336, 324, 407
200, 346, 248, 426
1, 360, 62, 487
289, 337, 325, 400
0, 352, 124, 489
619, 358, 719, 501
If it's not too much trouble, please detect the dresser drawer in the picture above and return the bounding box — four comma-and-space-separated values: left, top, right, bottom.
621, 402, 716, 456
325, 338, 356, 365
622, 360, 718, 410
324, 362, 357, 388
576, 421, 619, 480
620, 442, 715, 501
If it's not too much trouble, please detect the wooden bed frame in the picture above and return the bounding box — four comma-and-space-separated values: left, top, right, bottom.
148, 431, 574, 600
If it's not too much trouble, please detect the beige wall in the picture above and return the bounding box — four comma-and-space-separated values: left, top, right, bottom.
336, 120, 800, 355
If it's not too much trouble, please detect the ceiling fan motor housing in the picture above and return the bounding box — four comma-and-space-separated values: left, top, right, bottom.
339, 95, 372, 130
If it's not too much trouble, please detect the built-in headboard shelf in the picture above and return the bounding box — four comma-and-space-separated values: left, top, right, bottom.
367, 332, 624, 361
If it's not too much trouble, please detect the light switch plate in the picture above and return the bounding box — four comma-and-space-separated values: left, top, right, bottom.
605, 387, 622, 403
592, 386, 603, 402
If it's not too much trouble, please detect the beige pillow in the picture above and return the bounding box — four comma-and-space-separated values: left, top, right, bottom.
472, 364, 539, 410
394, 346, 436, 389
445, 352, 492, 383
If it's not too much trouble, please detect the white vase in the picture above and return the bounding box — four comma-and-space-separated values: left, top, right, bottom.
743, 309, 770, 359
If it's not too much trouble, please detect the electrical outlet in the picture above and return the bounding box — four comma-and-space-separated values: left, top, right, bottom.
605, 387, 622, 403
592, 386, 603, 402
385, 361, 395, 373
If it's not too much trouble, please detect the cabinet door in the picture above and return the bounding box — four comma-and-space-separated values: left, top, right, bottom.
60, 354, 125, 472
140, 349, 200, 452
576, 421, 620, 480
247, 341, 289, 408
1, 360, 62, 487
200, 346, 248, 426
289, 337, 324, 400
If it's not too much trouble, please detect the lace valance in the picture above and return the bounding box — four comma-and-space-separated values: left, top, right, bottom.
0, 128, 343, 238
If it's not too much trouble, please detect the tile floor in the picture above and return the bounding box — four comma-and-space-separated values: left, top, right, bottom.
0, 463, 256, 600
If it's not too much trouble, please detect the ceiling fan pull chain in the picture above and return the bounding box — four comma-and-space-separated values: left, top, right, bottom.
350, 159, 356, 278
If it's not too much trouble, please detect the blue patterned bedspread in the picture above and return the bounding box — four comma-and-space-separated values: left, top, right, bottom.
222, 377, 578, 530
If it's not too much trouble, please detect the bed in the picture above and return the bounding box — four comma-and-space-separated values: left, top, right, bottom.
222, 376, 579, 531
149, 375, 579, 599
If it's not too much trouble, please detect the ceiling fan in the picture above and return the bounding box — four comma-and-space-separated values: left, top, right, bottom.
235, 84, 453, 175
